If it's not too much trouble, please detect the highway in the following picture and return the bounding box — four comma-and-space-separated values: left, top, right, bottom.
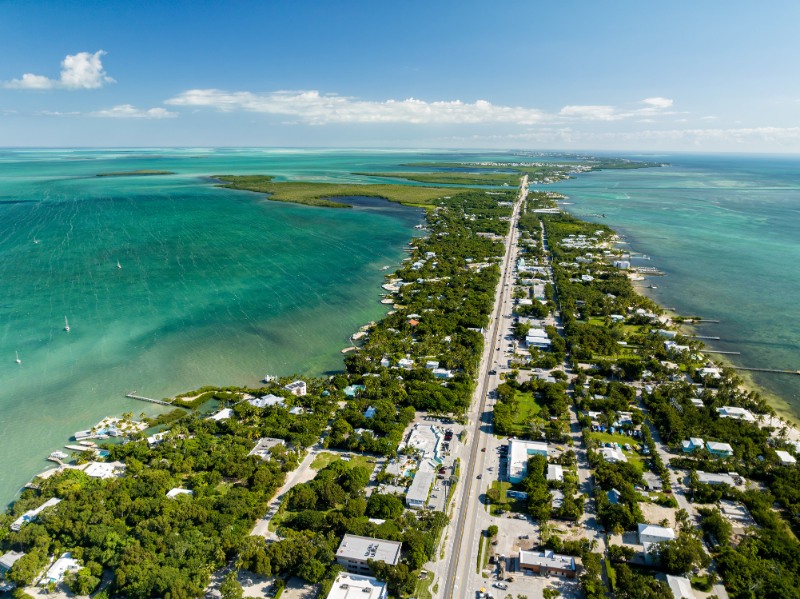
442, 176, 527, 599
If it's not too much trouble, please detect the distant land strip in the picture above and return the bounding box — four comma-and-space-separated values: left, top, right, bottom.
212, 174, 450, 208
96, 169, 176, 177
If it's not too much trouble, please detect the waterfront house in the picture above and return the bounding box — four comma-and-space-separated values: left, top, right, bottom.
775, 450, 797, 466
706, 441, 734, 458
147, 431, 168, 448
682, 437, 705, 453
284, 380, 307, 396
207, 408, 233, 421
11, 497, 62, 531
613, 260, 631, 269
248, 394, 286, 409
326, 573, 388, 599
717, 406, 756, 422
83, 461, 126, 479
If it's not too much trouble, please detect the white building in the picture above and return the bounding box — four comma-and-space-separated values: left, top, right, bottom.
326, 573, 388, 599
83, 461, 126, 479
166, 488, 193, 499
406, 470, 435, 509
507, 439, 549, 483
249, 437, 286, 460
546, 464, 564, 482
638, 523, 675, 563
40, 553, 80, 586
284, 380, 308, 396
696, 471, 738, 486
11, 497, 62, 531
717, 406, 756, 422
776, 450, 797, 466
397, 358, 414, 370
336, 535, 402, 575
681, 437, 705, 453
248, 394, 286, 409
207, 408, 233, 421
599, 446, 627, 463
666, 575, 697, 599
706, 441, 734, 458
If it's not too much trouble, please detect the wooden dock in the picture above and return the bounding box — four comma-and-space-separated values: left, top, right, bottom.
705, 350, 741, 355
126, 392, 172, 406
691, 335, 721, 340
733, 366, 800, 376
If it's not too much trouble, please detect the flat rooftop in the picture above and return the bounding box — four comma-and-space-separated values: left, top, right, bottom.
326, 573, 387, 599
337, 534, 402, 565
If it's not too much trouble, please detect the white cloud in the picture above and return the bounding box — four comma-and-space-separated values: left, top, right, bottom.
91, 104, 177, 119
165, 89, 545, 125
559, 105, 620, 121
4, 50, 114, 90
642, 97, 673, 109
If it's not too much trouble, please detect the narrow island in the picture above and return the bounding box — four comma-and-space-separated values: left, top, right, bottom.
95, 170, 176, 177
2, 157, 799, 599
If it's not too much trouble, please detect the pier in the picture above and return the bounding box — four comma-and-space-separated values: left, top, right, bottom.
732, 366, 800, 376
704, 350, 741, 355
690, 335, 721, 340
126, 392, 173, 406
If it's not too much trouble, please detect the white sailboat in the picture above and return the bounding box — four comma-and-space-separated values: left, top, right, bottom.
33, 237, 40, 244
15, 351, 21, 364
64, 316, 70, 332
117, 259, 122, 269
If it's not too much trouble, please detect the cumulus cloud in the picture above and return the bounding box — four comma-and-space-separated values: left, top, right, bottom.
559, 105, 620, 121
641, 97, 673, 109
91, 104, 177, 119
4, 50, 114, 90
165, 89, 545, 125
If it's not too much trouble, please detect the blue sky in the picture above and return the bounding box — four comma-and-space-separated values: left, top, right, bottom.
2, 0, 799, 151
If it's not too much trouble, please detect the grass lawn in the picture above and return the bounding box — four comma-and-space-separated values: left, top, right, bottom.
413, 570, 434, 599
507, 390, 542, 437
310, 451, 375, 472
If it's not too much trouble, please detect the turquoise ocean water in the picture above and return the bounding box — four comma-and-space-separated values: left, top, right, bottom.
1, 149, 798, 507
551, 153, 800, 421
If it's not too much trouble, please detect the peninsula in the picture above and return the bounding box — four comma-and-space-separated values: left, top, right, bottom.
2, 158, 799, 599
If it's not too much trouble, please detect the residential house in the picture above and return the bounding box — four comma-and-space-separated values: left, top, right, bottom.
776, 450, 797, 466
706, 441, 734, 458
284, 380, 308, 396
682, 437, 705, 453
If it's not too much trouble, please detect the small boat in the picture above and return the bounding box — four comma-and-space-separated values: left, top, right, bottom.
49, 451, 69, 461
117, 260, 122, 269
15, 351, 21, 364
33, 237, 41, 244
64, 316, 70, 332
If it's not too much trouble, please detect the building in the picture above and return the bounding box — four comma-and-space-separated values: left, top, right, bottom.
432, 368, 454, 379
166, 488, 193, 499
638, 523, 675, 548
207, 408, 233, 421
0, 550, 24, 592
83, 461, 126, 479
696, 471, 738, 486
284, 380, 308, 396
336, 535, 402, 575
507, 439, 549, 484
248, 437, 285, 460
425, 360, 439, 370
551, 489, 564, 510
613, 260, 631, 269
681, 437, 705, 453
326, 573, 388, 599
666, 575, 697, 599
775, 450, 797, 466
40, 553, 80, 586
717, 406, 756, 422
406, 470, 435, 509
363, 406, 377, 419
607, 489, 621, 505
344, 385, 366, 397
248, 394, 286, 409
11, 497, 62, 531
639, 523, 675, 564
518, 550, 577, 578
526, 328, 552, 350
397, 358, 414, 370
706, 441, 734, 458
380, 357, 390, 368
546, 464, 564, 482
147, 431, 168, 448
599, 446, 627, 464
